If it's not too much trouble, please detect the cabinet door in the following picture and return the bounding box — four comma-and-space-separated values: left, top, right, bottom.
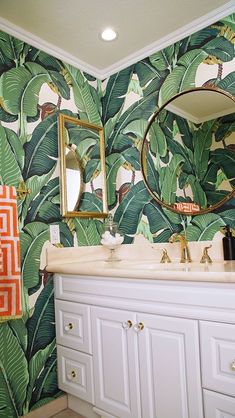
200, 321, 235, 397
138, 313, 203, 418
55, 300, 92, 353
204, 389, 235, 417
91, 307, 141, 418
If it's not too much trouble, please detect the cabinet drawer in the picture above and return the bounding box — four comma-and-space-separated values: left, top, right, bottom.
200, 321, 235, 397
204, 389, 235, 417
55, 300, 92, 354
57, 345, 94, 404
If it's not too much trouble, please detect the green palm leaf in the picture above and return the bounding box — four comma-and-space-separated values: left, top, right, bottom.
26, 278, 55, 359
150, 45, 176, 71
20, 222, 49, 290
0, 125, 23, 186
31, 347, 57, 404
26, 339, 56, 406
107, 92, 158, 153
161, 154, 185, 204
63, 63, 101, 125
211, 148, 235, 180
0, 323, 29, 417
106, 153, 125, 206
193, 120, 214, 181
79, 192, 103, 213
23, 113, 58, 179
5, 127, 24, 171
74, 218, 102, 246
102, 66, 133, 124
9, 319, 28, 353
114, 181, 151, 238
218, 71, 235, 96
185, 210, 235, 241
144, 200, 180, 234
0, 32, 24, 62
20, 169, 56, 223
26, 177, 60, 222
203, 37, 234, 62
159, 49, 207, 105
0, 62, 51, 116
134, 59, 164, 89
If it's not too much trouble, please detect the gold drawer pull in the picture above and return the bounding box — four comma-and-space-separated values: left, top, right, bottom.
67, 370, 77, 380
122, 320, 132, 329
133, 322, 144, 332
230, 360, 235, 371
64, 322, 73, 332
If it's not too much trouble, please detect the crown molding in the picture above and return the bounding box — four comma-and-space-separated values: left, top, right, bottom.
0, 16, 101, 79
0, 1, 234, 80
102, 1, 235, 78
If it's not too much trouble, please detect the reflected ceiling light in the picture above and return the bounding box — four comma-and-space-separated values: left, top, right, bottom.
100, 28, 118, 41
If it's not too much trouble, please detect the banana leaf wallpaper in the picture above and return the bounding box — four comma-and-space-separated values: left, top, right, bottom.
0, 12, 235, 418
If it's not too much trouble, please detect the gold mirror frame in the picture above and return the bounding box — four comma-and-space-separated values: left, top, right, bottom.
140, 87, 235, 215
58, 113, 108, 218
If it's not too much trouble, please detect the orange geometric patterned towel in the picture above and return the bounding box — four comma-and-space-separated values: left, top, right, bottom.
0, 185, 22, 322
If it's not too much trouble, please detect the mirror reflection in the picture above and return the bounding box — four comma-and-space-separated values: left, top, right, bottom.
141, 87, 235, 215
59, 113, 108, 218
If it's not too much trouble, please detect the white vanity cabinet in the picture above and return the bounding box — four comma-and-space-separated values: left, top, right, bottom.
200, 321, 235, 417
54, 273, 235, 418
91, 306, 202, 418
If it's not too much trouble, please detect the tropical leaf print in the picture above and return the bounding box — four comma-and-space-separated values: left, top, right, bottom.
0, 323, 29, 417
74, 218, 103, 246
107, 92, 158, 153
101, 65, 134, 124
63, 63, 101, 125
159, 49, 207, 104
0, 62, 52, 117
26, 277, 55, 359
0, 125, 23, 186
0, 12, 234, 418
0, 31, 24, 65
20, 222, 49, 290
26, 339, 56, 408
23, 112, 58, 179
26, 177, 61, 223
114, 181, 152, 240
30, 346, 58, 407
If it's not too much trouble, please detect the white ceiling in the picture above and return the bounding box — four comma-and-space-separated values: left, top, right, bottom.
0, 0, 234, 79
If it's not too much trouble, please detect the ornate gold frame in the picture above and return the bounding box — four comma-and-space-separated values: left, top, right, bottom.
58, 113, 108, 218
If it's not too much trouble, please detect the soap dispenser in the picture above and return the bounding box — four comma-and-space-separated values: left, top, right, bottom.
222, 225, 235, 260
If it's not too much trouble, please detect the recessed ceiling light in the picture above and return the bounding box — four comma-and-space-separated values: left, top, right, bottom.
100, 28, 118, 41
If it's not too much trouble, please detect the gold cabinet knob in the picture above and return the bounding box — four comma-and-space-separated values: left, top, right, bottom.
64, 322, 73, 332
133, 322, 144, 332
230, 360, 235, 371
67, 370, 77, 380
122, 320, 132, 329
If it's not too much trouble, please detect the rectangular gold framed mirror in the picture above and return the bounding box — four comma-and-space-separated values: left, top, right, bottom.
58, 113, 108, 218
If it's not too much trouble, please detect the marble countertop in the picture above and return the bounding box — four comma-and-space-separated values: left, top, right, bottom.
46, 242, 235, 283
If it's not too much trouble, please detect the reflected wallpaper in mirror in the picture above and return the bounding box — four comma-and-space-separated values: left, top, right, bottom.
141, 87, 235, 215
58, 113, 108, 217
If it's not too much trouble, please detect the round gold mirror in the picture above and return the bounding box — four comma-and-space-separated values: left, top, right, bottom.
141, 87, 235, 215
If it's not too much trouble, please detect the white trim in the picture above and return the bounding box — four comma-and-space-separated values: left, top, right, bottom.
0, 1, 234, 80
166, 103, 235, 124
0, 17, 101, 79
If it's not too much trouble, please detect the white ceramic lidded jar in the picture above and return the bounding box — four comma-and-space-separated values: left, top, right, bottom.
101, 214, 124, 261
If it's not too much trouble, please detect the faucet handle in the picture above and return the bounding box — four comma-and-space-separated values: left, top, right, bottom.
160, 248, 171, 263
200, 245, 212, 264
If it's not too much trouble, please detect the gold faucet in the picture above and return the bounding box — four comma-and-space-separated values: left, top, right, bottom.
169, 233, 192, 263
200, 245, 212, 264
